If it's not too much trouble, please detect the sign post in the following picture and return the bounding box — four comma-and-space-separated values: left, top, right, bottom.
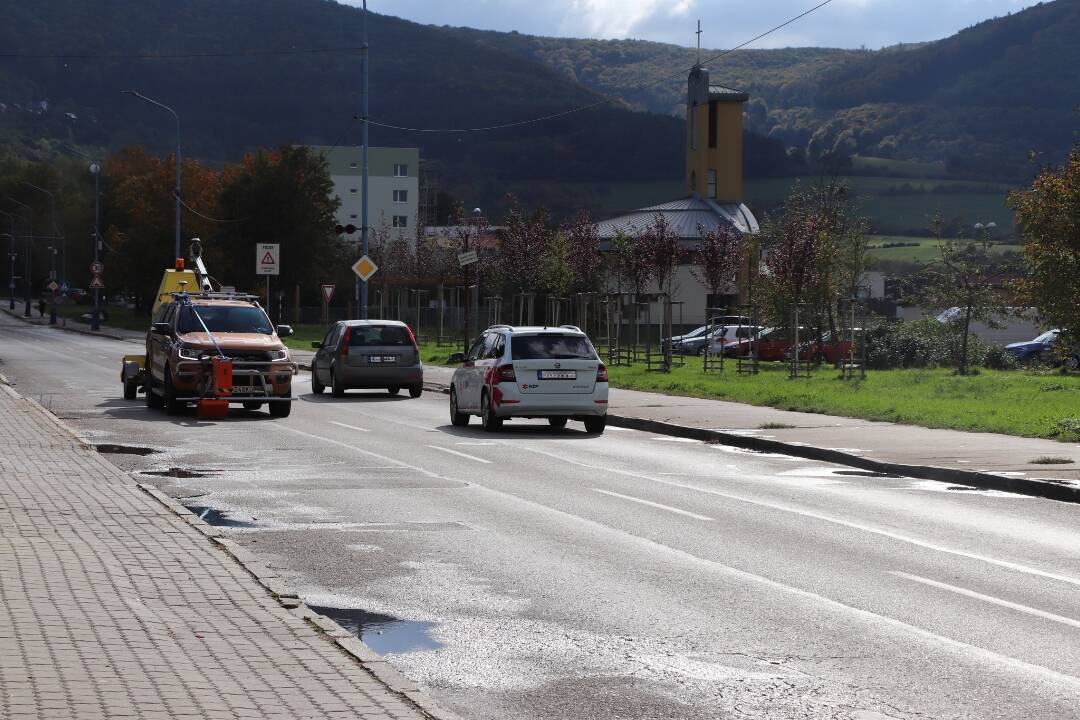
256, 243, 280, 319
320, 284, 335, 324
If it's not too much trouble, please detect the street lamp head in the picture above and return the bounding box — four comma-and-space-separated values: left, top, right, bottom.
89, 162, 100, 175
473, 207, 482, 217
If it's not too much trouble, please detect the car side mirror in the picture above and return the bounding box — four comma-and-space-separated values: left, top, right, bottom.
276, 324, 293, 337
152, 322, 171, 335
449, 352, 465, 364
311, 341, 323, 349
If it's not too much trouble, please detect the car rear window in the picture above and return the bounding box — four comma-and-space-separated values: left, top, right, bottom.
178, 306, 273, 334
511, 334, 595, 360
348, 325, 411, 346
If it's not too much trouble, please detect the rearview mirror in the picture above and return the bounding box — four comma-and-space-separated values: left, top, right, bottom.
276, 324, 293, 337
311, 341, 323, 349
151, 322, 170, 335
449, 352, 465, 364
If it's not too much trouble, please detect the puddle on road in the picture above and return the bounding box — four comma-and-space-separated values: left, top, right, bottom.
94, 443, 159, 455
183, 505, 259, 528
142, 468, 218, 479
833, 469, 902, 479
307, 605, 442, 654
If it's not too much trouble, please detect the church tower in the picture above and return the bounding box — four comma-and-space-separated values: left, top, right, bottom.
685, 65, 748, 203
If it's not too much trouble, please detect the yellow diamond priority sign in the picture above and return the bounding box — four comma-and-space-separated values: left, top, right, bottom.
351, 255, 378, 282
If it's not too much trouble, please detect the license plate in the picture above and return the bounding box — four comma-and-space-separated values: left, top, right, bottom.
539, 370, 576, 380
368, 355, 397, 364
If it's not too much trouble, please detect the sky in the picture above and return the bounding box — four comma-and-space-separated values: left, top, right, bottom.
359, 0, 1043, 49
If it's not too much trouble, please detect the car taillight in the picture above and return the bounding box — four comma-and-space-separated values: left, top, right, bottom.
596, 364, 608, 382
497, 364, 516, 382
405, 325, 419, 351
341, 327, 351, 356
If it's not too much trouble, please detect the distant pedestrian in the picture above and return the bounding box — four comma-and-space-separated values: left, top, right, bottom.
37, 298, 46, 318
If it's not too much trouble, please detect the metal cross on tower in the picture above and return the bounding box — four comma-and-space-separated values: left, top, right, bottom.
696, 20, 702, 64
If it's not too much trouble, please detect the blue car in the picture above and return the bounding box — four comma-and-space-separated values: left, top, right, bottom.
1004, 330, 1078, 368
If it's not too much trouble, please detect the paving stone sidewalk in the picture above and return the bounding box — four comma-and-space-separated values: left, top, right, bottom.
0, 380, 428, 719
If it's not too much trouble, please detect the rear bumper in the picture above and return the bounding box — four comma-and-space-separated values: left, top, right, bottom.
492, 383, 608, 418
339, 365, 423, 387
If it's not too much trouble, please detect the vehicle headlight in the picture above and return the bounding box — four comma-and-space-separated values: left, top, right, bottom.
176, 345, 203, 361
267, 349, 289, 361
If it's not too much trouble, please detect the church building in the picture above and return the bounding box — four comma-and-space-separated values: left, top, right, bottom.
595, 64, 759, 324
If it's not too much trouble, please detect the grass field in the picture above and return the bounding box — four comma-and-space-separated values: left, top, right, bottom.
865, 235, 1020, 264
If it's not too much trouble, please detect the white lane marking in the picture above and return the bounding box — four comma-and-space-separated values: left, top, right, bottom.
516, 444, 1080, 589
652, 436, 701, 443
329, 421, 370, 433
427, 445, 492, 464
593, 489, 713, 521
274, 424, 451, 480
456, 441, 499, 446
890, 572, 1080, 630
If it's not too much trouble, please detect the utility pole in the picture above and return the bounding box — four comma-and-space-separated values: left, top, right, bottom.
7, 197, 32, 317
360, 0, 371, 320
0, 210, 15, 310
61, 145, 104, 330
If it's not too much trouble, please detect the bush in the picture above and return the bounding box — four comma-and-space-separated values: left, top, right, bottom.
864, 319, 991, 370
983, 345, 1019, 370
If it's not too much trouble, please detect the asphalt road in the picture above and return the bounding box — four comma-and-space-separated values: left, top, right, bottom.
3, 313, 1080, 720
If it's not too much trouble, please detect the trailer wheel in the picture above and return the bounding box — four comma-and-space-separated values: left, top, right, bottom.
124, 379, 138, 400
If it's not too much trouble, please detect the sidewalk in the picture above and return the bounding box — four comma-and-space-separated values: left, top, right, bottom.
0, 378, 442, 719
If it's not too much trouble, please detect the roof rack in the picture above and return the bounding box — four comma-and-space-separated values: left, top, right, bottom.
487, 324, 515, 332
167, 290, 262, 302
559, 324, 583, 333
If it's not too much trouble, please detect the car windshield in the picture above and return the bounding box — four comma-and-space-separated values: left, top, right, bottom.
1033, 330, 1058, 343
348, 325, 411, 346
684, 326, 708, 338
178, 305, 273, 334
511, 334, 596, 360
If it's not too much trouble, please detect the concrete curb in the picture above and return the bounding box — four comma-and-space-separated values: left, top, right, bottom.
1, 304, 139, 343
415, 376, 1080, 504
0, 373, 459, 720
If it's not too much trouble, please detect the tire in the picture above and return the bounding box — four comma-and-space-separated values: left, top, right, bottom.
145, 371, 163, 409
449, 387, 469, 427
481, 392, 502, 432
583, 416, 606, 435
331, 368, 345, 398
310, 368, 325, 394
269, 394, 292, 418
243, 402, 263, 411
387, 386, 400, 396
123, 379, 138, 400
409, 384, 423, 398
548, 417, 568, 428
163, 368, 182, 416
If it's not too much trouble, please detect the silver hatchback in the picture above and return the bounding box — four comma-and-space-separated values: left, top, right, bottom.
310, 320, 423, 397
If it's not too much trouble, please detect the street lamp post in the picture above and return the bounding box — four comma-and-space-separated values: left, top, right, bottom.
0, 209, 15, 310
61, 145, 104, 331
46, 246, 58, 325
22, 182, 63, 288
6, 197, 33, 317
122, 90, 181, 260
360, 0, 370, 320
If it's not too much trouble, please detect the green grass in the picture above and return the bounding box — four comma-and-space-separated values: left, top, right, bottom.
49, 302, 151, 333
865, 235, 1018, 264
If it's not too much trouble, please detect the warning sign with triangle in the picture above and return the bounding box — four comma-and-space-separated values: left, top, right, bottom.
256, 243, 280, 276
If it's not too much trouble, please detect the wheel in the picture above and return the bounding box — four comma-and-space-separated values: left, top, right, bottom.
697, 347, 707, 357
243, 402, 263, 411
583, 416, 606, 435
387, 386, 400, 395
409, 384, 423, 398
163, 368, 182, 416
481, 392, 502, 432
331, 368, 345, 398
449, 387, 469, 427
269, 394, 292, 418
548, 417, 568, 428
145, 367, 164, 409
310, 368, 325, 394
123, 379, 138, 400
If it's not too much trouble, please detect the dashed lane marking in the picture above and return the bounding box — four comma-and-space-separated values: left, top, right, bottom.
329, 421, 370, 433
427, 445, 492, 464
592, 488, 713, 521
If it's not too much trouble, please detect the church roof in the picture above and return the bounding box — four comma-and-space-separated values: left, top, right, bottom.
708, 85, 749, 102
595, 195, 759, 242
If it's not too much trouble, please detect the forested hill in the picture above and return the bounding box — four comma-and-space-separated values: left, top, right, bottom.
452, 0, 1080, 179
0, 0, 793, 217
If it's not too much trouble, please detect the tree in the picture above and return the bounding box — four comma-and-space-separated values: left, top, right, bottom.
691, 223, 742, 314
444, 203, 489, 349
562, 209, 604, 293
639, 213, 682, 298
541, 230, 574, 322
497, 195, 550, 323
915, 225, 1006, 375
1008, 144, 1080, 350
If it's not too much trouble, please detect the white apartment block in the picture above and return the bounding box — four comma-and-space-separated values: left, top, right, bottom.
309, 145, 420, 244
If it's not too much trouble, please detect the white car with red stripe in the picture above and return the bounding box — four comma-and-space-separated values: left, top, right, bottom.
448, 325, 609, 433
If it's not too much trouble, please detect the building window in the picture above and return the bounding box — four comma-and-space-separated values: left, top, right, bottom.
393, 189, 408, 203
349, 188, 358, 193
349, 162, 358, 168
393, 163, 409, 177
350, 214, 358, 219
392, 215, 408, 228
708, 100, 718, 149
707, 170, 717, 198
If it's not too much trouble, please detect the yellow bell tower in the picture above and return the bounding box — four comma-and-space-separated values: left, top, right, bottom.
685, 65, 748, 203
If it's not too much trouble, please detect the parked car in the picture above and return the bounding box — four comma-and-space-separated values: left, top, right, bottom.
1004, 329, 1078, 368
662, 324, 718, 356
708, 324, 764, 355
792, 330, 856, 364
448, 325, 608, 433
67, 288, 88, 302
310, 320, 423, 397
722, 327, 791, 361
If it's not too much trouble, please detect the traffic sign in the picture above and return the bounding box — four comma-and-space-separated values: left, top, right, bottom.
89, 275, 105, 289
256, 243, 280, 276
47, 281, 59, 292
90, 261, 104, 274
321, 284, 335, 304
457, 250, 478, 267
59, 281, 69, 293
351, 255, 378, 282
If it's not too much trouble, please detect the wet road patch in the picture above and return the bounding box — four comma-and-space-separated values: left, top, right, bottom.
833, 470, 902, 479
307, 605, 442, 654
142, 467, 219, 479
183, 505, 259, 528
94, 443, 159, 455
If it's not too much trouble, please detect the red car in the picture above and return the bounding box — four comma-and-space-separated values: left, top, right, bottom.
724, 328, 854, 364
